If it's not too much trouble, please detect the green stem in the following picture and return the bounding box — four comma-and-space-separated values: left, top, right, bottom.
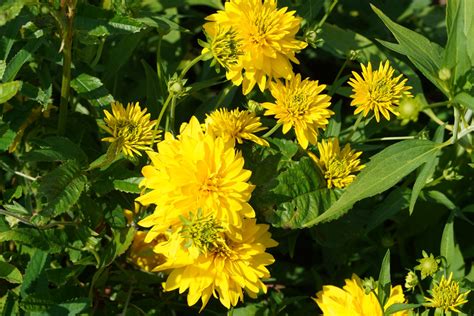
263, 123, 282, 138
317, 0, 339, 28
57, 0, 76, 135
451, 105, 460, 144
425, 100, 450, 108
178, 54, 205, 80
150, 93, 173, 146
328, 55, 349, 96
417, 281, 425, 297
422, 109, 453, 131
359, 136, 416, 143
346, 113, 364, 141
122, 286, 134, 316
168, 96, 177, 134
90, 37, 105, 68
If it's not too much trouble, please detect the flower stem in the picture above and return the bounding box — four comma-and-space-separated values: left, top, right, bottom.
451, 105, 460, 144
263, 123, 282, 138
168, 95, 178, 134
150, 93, 173, 146
317, 0, 339, 28
359, 136, 416, 143
57, 0, 77, 135
345, 114, 364, 141
425, 100, 450, 108
328, 55, 349, 96
178, 54, 205, 81
422, 109, 453, 131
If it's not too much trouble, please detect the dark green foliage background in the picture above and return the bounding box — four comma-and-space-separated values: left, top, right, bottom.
0, 0, 473, 315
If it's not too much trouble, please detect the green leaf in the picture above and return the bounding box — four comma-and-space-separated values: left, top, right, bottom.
321, 24, 385, 62
304, 140, 440, 227
0, 262, 22, 284
101, 227, 135, 267
21, 249, 49, 297
385, 303, 423, 315
23, 136, 88, 165
377, 249, 391, 308
325, 100, 342, 137
2, 37, 44, 82
0, 123, 15, 151
409, 126, 445, 214
440, 219, 465, 279
0, 80, 21, 104
365, 187, 411, 232
371, 5, 445, 94
184, 0, 223, 9
70, 73, 114, 108
268, 157, 341, 229
38, 160, 87, 217
141, 60, 161, 117
112, 177, 142, 193
0, 0, 26, 27
0, 290, 19, 316
453, 92, 474, 110
444, 0, 474, 93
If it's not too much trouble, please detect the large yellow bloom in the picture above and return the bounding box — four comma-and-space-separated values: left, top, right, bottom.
424, 273, 470, 313
136, 117, 255, 241
262, 74, 333, 149
348, 61, 412, 122
314, 274, 408, 316
203, 0, 307, 95
101, 101, 158, 157
151, 214, 278, 310
204, 108, 269, 146
308, 138, 365, 189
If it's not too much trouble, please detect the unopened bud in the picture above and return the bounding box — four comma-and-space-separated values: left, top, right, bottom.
246, 100, 264, 115
438, 68, 451, 81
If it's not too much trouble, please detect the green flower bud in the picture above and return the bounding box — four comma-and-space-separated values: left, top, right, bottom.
246, 100, 264, 115
415, 251, 440, 280
362, 277, 377, 295
438, 68, 451, 81
405, 270, 419, 291
398, 95, 422, 125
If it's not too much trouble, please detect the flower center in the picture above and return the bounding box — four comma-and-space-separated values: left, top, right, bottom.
116, 120, 140, 139
368, 78, 393, 104
180, 214, 231, 256
286, 92, 309, 118
326, 157, 350, 179
200, 174, 221, 195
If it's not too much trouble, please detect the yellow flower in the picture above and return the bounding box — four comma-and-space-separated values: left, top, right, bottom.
136, 117, 255, 240
308, 138, 365, 189
101, 101, 158, 157
201, 25, 243, 72
262, 74, 333, 149
203, 0, 307, 95
204, 108, 269, 146
424, 272, 470, 313
151, 214, 278, 310
348, 61, 412, 122
314, 274, 408, 316
129, 231, 165, 272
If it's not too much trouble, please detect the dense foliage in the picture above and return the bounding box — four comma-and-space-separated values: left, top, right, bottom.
0, 0, 473, 315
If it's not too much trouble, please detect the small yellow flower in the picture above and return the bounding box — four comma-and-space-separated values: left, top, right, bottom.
203, 0, 307, 94
262, 74, 333, 149
101, 102, 159, 157
136, 117, 255, 240
129, 231, 165, 272
204, 108, 269, 146
415, 251, 440, 280
348, 61, 412, 122
313, 274, 408, 316
151, 214, 278, 310
308, 138, 365, 189
424, 272, 470, 313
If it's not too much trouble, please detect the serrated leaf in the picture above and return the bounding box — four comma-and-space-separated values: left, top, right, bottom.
371, 5, 445, 94
378, 249, 391, 308
409, 126, 445, 214
0, 290, 19, 316
2, 37, 43, 82
440, 219, 465, 279
112, 177, 142, 193
21, 249, 48, 297
268, 157, 341, 229
23, 136, 88, 165
0, 262, 22, 284
70, 73, 114, 108
38, 160, 87, 217
19, 296, 54, 312
0, 80, 22, 104
0, 0, 26, 27
304, 140, 440, 227
101, 227, 135, 267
